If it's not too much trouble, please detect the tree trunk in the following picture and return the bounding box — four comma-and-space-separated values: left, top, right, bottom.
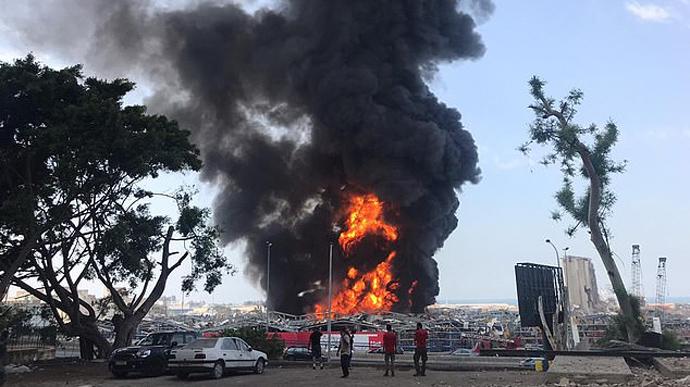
70, 320, 112, 358
577, 145, 638, 342
79, 337, 94, 360
0, 238, 36, 300
112, 315, 138, 350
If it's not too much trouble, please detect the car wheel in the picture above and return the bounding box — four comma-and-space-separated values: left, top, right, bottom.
254, 358, 265, 374
112, 370, 127, 379
286, 355, 294, 361
176, 371, 189, 380
211, 360, 225, 379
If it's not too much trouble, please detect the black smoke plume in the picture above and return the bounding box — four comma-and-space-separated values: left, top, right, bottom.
3, 0, 491, 313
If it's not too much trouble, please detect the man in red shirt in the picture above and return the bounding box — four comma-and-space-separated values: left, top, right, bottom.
382, 324, 397, 376
413, 322, 429, 376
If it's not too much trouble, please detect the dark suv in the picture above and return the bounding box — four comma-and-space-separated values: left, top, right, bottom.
109, 331, 197, 378
283, 347, 327, 362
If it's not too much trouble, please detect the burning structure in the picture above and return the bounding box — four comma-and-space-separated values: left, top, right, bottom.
8, 0, 492, 314
123, 0, 489, 314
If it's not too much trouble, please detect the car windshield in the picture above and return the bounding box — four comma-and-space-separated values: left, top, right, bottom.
136, 333, 169, 346
185, 338, 218, 349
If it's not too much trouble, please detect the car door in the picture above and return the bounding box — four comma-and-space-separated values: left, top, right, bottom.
220, 337, 240, 368
233, 338, 255, 368
170, 333, 185, 349
184, 333, 197, 346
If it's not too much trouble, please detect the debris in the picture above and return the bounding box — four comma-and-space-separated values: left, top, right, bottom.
5, 364, 31, 374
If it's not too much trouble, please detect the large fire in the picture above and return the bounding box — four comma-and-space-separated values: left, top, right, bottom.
315, 193, 400, 316
337, 194, 398, 253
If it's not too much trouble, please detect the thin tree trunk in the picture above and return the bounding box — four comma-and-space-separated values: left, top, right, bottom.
577, 145, 637, 342
107, 227, 186, 351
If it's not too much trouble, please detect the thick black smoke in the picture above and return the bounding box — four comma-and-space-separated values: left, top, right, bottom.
4, 0, 491, 313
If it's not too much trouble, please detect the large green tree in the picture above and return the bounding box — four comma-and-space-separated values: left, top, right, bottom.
1, 56, 232, 356
521, 76, 640, 342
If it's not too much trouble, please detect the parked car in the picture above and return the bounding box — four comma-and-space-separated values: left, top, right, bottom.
283, 346, 327, 361
520, 357, 544, 369
168, 337, 268, 379
109, 330, 197, 378
450, 348, 477, 356
367, 347, 404, 354
523, 344, 544, 350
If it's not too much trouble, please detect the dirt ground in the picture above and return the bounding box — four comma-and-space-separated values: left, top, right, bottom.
7, 361, 546, 387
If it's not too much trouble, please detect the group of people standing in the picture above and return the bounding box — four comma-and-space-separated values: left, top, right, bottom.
307, 323, 429, 378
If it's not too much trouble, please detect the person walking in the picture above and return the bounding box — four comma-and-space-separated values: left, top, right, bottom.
337, 329, 352, 378
307, 328, 323, 370
382, 324, 397, 377
413, 322, 428, 377
348, 329, 355, 370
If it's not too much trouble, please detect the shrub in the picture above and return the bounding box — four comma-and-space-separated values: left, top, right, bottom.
222, 327, 285, 360
661, 330, 681, 351
597, 296, 646, 346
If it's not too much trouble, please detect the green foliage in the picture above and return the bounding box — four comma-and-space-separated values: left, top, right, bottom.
661, 330, 681, 351
0, 305, 31, 332
1, 54, 201, 286
597, 296, 646, 346
0, 56, 233, 352
222, 327, 285, 360
521, 76, 626, 237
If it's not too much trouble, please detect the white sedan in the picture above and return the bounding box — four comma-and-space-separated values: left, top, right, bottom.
168, 337, 268, 379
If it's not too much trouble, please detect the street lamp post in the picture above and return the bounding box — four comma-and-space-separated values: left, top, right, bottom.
265, 241, 272, 333
326, 242, 333, 361
545, 239, 572, 349
545, 239, 561, 268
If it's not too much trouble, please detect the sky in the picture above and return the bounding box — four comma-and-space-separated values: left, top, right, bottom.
1, 0, 688, 305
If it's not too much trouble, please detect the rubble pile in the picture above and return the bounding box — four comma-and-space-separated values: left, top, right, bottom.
553, 367, 690, 387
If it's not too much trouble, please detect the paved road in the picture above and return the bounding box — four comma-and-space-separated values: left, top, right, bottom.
8, 361, 545, 387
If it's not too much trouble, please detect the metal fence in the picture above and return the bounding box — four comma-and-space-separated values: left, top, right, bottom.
8, 334, 47, 350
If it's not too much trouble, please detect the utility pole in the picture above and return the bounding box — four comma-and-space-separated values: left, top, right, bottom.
327, 242, 333, 361
265, 241, 272, 333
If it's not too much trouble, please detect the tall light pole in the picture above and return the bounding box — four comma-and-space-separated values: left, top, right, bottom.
545, 239, 561, 268
326, 242, 333, 361
560, 246, 570, 280
265, 241, 272, 333
545, 239, 572, 349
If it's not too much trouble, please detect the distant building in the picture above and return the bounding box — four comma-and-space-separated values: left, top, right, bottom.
78, 289, 97, 307
7, 289, 41, 305
562, 255, 601, 313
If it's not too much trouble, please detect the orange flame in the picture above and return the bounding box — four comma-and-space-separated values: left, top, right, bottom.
315, 193, 400, 316
337, 193, 398, 254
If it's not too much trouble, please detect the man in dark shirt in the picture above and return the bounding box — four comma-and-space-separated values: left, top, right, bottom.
413, 322, 429, 376
308, 328, 323, 369
382, 324, 397, 376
